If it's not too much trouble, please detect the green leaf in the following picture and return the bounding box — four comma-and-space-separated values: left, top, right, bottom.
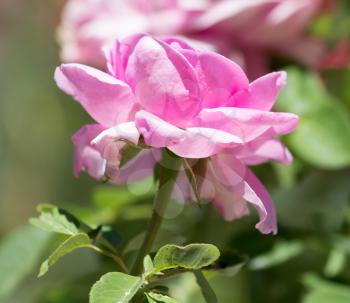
38, 233, 90, 277
29, 204, 79, 236
89, 272, 143, 303
146, 292, 181, 303
323, 235, 350, 277
153, 244, 220, 272
249, 241, 303, 270
58, 209, 123, 252
193, 271, 218, 303
0, 225, 51, 300
324, 249, 346, 277
30, 206, 123, 273
303, 274, 350, 303
207, 250, 247, 277
277, 67, 350, 169
143, 255, 154, 276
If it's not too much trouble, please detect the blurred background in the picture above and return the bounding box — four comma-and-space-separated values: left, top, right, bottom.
0, 1, 349, 302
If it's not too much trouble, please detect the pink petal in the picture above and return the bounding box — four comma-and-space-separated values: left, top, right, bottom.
205, 164, 250, 221
135, 111, 242, 158
236, 138, 293, 165
55, 63, 136, 127
230, 71, 287, 111
161, 37, 196, 52
104, 40, 124, 80
72, 124, 106, 179
91, 122, 140, 181
165, 40, 249, 109
92, 121, 140, 158
197, 107, 298, 142
135, 110, 185, 148
168, 127, 242, 158
104, 33, 147, 80
209, 153, 277, 234
195, 50, 249, 108
243, 169, 277, 234
124, 35, 200, 126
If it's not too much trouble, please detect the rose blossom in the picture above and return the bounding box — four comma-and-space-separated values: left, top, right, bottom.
55, 34, 298, 234
58, 0, 325, 78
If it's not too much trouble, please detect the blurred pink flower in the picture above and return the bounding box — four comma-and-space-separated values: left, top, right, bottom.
55, 34, 298, 234
58, 0, 324, 78
57, 0, 205, 64
191, 0, 325, 78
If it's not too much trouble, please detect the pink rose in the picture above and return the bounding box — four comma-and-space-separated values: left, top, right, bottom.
58, 0, 325, 78
55, 34, 298, 234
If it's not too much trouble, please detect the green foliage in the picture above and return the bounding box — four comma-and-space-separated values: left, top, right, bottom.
86, 243, 222, 303
29, 204, 79, 236
0, 226, 51, 301
324, 249, 347, 277
303, 274, 350, 303
277, 68, 350, 169
29, 203, 227, 302
30, 204, 128, 276
153, 244, 220, 273
304, 292, 350, 303
250, 241, 303, 270
275, 171, 350, 232
89, 272, 143, 303
38, 233, 91, 277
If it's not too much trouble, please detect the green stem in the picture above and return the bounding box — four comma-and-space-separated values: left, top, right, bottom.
131, 149, 182, 275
